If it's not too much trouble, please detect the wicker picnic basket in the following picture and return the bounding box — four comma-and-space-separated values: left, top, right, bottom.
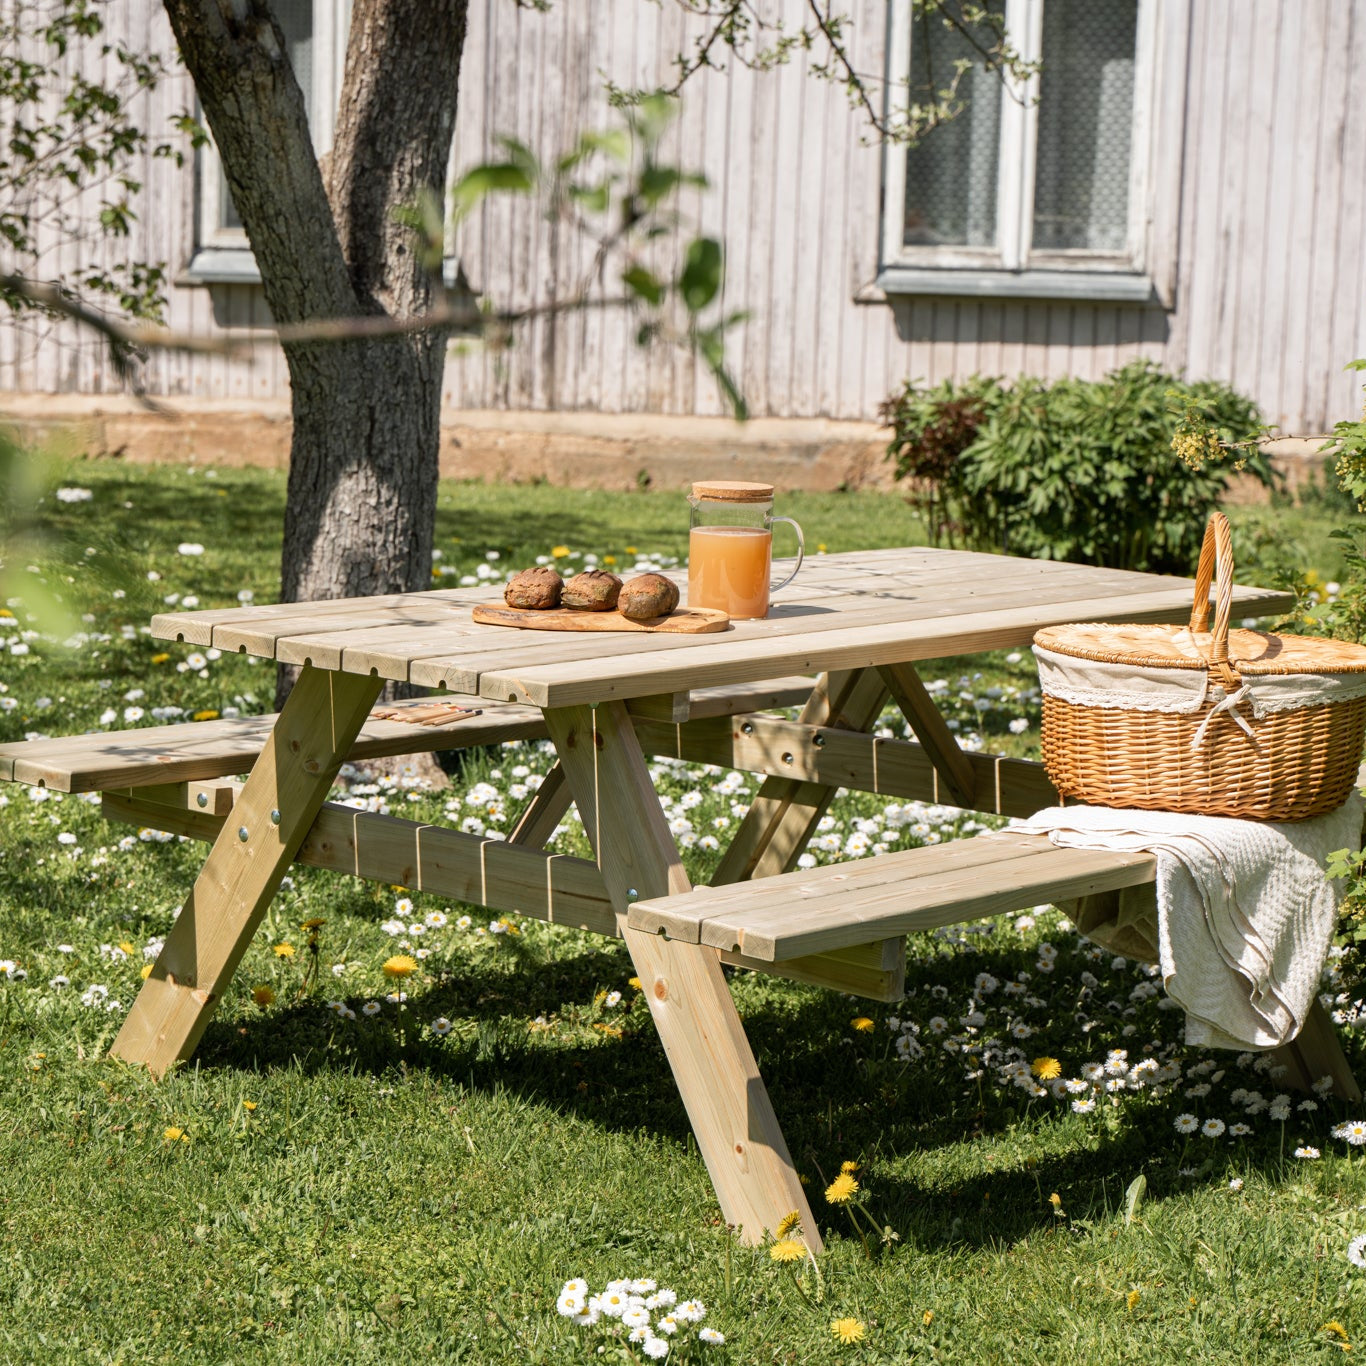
1033, 512, 1366, 821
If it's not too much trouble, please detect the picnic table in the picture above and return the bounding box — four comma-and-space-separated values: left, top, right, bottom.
2, 545, 1306, 1246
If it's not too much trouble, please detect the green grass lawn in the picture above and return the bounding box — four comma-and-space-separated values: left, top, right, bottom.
1, 457, 1365, 1363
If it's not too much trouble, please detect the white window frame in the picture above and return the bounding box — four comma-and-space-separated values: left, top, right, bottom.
183, 1, 351, 283
877, 0, 1160, 302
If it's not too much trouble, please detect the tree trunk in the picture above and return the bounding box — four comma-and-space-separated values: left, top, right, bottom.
160, 0, 468, 704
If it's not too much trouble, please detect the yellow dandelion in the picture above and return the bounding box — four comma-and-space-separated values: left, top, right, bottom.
830, 1317, 866, 1345
242, 1100, 258, 1111
775, 1210, 801, 1238
1126, 1288, 1140, 1311
251, 985, 275, 1007
550, 544, 570, 558
191, 709, 219, 721
0, 608, 11, 617
825, 1172, 859, 1205
628, 977, 642, 992
272, 943, 295, 958
923, 1310, 933, 1326
1049, 1192, 1063, 1210
624, 545, 638, 555
140, 963, 153, 980
1325, 1321, 1349, 1341
163, 1126, 189, 1144
603, 555, 617, 566
1031, 1056, 1062, 1080
850, 1016, 874, 1033
383, 954, 418, 978
840, 1160, 860, 1175
118, 941, 135, 956
151, 652, 170, 664
769, 1238, 806, 1263
301, 917, 325, 931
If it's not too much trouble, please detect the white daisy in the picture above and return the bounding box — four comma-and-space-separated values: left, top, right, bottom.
655, 1314, 679, 1335
598, 1290, 628, 1318
699, 1327, 726, 1345
622, 1307, 651, 1330
431, 1017, 452, 1036
556, 1290, 585, 1317
361, 1000, 382, 1017
1173, 1113, 1198, 1134
675, 1300, 706, 1323
642, 1338, 669, 1360
1071, 1098, 1096, 1114
1335, 1121, 1366, 1146
1201, 1118, 1226, 1138
1350, 1234, 1366, 1269
1228, 1177, 1244, 1191
1294, 1146, 1321, 1159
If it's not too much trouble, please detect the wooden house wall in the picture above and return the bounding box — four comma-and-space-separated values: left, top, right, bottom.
2, 0, 1364, 434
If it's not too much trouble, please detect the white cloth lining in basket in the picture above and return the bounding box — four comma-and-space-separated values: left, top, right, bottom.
1034, 644, 1366, 718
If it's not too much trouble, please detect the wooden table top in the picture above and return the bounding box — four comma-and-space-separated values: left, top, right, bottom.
151, 547, 1295, 709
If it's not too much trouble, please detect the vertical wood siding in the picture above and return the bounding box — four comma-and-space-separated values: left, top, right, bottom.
3, 0, 1365, 433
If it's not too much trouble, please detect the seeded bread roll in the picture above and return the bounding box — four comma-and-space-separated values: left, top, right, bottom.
618, 572, 681, 621
504, 566, 562, 610
561, 569, 622, 611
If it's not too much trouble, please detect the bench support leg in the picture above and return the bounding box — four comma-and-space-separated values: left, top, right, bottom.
111, 667, 383, 1077
712, 669, 890, 884
506, 760, 573, 848
1270, 998, 1362, 1102
546, 701, 822, 1252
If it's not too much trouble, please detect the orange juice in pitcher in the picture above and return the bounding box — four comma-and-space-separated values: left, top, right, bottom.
687, 481, 804, 620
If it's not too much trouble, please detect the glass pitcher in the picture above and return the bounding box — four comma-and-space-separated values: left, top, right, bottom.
687, 481, 804, 620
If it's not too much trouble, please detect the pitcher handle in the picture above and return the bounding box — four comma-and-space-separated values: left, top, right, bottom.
769, 516, 805, 597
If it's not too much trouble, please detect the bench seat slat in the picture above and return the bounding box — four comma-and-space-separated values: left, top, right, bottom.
0, 677, 816, 793
628, 832, 1157, 961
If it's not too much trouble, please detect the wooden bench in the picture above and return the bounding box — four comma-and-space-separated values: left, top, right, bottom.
0, 676, 817, 793
628, 830, 1363, 1101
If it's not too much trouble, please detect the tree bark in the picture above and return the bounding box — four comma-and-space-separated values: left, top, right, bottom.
160, 0, 468, 704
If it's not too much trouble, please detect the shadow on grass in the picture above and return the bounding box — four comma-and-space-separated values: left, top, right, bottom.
187, 933, 1357, 1253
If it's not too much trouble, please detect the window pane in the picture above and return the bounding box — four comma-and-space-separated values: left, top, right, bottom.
902, 12, 1001, 249
220, 0, 314, 231
1032, 0, 1138, 253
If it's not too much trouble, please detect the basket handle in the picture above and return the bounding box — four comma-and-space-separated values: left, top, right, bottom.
1187, 510, 1234, 664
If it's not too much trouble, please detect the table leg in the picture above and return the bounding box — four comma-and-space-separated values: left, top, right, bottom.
111, 666, 383, 1076
712, 669, 890, 884
545, 702, 822, 1250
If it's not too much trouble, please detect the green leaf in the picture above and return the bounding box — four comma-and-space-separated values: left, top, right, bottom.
630, 92, 678, 146
1123, 1174, 1146, 1227
450, 162, 535, 220
621, 265, 664, 306
567, 181, 611, 215
637, 164, 682, 206
679, 238, 723, 313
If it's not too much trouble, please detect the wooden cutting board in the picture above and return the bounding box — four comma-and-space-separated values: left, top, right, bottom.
472, 604, 730, 633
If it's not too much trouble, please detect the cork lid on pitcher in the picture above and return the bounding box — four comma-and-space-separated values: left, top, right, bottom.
690, 480, 774, 503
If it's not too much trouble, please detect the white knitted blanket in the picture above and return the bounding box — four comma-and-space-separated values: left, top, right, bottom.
1020, 794, 1364, 1050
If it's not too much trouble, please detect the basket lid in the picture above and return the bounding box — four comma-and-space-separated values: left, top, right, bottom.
1033, 622, 1366, 676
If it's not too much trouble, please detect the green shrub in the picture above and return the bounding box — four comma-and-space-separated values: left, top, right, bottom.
880, 361, 1273, 574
